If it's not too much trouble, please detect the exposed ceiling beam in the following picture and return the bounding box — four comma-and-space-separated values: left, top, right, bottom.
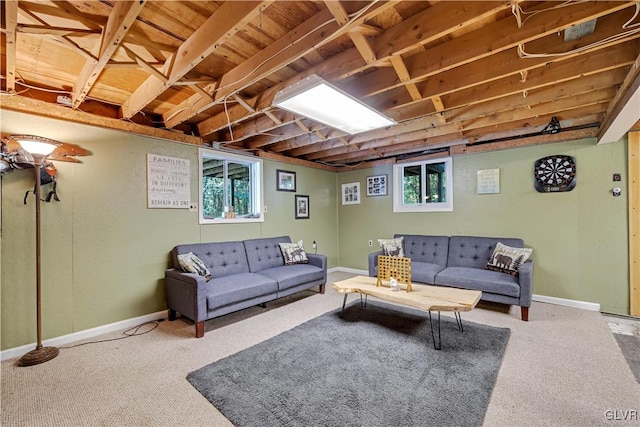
120, 1, 269, 119
3, 0, 18, 93
165, 0, 399, 128
1, 95, 201, 145
72, 0, 147, 108
350, 1, 636, 100
195, 1, 510, 137
599, 49, 640, 144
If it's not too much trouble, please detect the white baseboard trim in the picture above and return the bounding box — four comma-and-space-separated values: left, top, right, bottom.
2, 274, 601, 361
1, 310, 166, 362
334, 267, 368, 275
532, 294, 600, 312
332, 267, 601, 312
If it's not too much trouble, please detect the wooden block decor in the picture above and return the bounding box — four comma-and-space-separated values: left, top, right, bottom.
376, 255, 412, 292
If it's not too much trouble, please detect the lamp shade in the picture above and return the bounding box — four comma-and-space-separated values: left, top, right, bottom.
12, 135, 61, 156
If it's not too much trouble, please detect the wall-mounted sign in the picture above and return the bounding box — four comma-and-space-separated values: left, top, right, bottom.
477, 168, 500, 194
147, 154, 190, 208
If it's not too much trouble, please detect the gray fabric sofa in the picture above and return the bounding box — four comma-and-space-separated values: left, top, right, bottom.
369, 234, 533, 321
166, 236, 327, 337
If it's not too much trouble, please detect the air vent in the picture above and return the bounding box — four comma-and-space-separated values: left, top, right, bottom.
564, 19, 597, 41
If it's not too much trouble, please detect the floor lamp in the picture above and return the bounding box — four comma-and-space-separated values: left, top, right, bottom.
13, 135, 61, 367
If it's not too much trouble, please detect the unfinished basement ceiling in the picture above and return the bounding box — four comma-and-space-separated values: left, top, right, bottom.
1, 1, 640, 171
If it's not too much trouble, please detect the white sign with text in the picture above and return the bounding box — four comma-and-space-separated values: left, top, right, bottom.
147, 154, 190, 208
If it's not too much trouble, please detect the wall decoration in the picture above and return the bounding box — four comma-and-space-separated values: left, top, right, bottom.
147, 153, 190, 208
534, 155, 576, 192
277, 169, 296, 192
295, 194, 310, 219
366, 174, 388, 196
342, 182, 361, 205
477, 168, 500, 194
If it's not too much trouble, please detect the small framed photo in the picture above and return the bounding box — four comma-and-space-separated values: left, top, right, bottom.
366, 174, 388, 197
295, 195, 310, 219
341, 182, 361, 205
277, 169, 296, 192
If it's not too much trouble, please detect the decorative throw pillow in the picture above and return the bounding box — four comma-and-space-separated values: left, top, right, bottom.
279, 240, 309, 265
378, 237, 405, 258
177, 252, 212, 281
486, 242, 533, 276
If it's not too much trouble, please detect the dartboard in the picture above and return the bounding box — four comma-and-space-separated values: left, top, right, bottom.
534, 155, 576, 192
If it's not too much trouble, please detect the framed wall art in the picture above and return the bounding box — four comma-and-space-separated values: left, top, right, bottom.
295, 195, 310, 219
276, 169, 296, 192
366, 174, 388, 196
341, 182, 361, 205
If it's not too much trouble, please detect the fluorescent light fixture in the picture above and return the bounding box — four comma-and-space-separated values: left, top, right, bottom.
272, 74, 395, 135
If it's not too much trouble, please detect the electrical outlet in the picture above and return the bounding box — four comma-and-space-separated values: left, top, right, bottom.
312, 241, 317, 249
368, 240, 373, 247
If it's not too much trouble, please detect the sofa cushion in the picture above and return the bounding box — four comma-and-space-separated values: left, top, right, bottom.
278, 240, 309, 265
206, 273, 278, 310
173, 242, 249, 278
486, 242, 533, 275
435, 267, 520, 298
244, 236, 290, 272
177, 252, 212, 281
447, 236, 525, 269
398, 234, 449, 266
378, 237, 404, 257
411, 261, 446, 284
258, 264, 325, 291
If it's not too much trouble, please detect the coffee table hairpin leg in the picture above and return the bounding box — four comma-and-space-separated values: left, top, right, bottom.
428, 311, 465, 350
340, 293, 369, 317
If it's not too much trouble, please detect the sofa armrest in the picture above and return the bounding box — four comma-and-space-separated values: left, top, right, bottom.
307, 253, 327, 282
165, 268, 208, 322
368, 251, 382, 277
518, 260, 534, 307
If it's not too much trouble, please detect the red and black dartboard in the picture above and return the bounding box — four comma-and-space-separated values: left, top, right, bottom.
534, 155, 576, 193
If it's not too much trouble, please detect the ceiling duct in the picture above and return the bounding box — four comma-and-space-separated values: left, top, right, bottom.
564, 19, 597, 41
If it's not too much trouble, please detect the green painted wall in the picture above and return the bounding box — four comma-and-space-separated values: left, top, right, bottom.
1, 107, 631, 351
0, 110, 338, 350
337, 138, 629, 315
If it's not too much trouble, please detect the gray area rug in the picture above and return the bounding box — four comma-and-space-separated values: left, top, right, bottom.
187, 301, 511, 427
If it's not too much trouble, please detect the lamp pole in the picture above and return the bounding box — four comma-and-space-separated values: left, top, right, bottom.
13, 137, 61, 367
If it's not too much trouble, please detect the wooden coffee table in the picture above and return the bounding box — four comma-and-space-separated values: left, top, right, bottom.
332, 275, 481, 350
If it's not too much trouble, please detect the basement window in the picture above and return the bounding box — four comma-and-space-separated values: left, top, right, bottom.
199, 148, 263, 224
393, 157, 453, 212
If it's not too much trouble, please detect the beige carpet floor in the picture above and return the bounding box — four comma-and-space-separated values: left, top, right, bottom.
2, 271, 639, 426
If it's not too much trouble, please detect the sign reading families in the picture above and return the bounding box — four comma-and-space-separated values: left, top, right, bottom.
147, 154, 190, 208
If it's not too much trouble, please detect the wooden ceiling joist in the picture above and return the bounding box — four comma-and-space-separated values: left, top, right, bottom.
72, 0, 147, 108
120, 1, 269, 119
4, 1, 640, 167
165, 0, 399, 129
3, 0, 18, 93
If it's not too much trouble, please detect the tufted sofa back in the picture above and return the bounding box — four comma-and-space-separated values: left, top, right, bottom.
447, 236, 524, 269
396, 234, 449, 266
243, 236, 291, 272
172, 241, 249, 278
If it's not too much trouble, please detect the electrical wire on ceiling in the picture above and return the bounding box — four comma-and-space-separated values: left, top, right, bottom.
164, 0, 382, 140
511, 1, 587, 29
515, 3, 640, 59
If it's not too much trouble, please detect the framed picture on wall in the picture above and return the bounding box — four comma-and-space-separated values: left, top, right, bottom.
277, 169, 296, 192
366, 174, 388, 196
295, 195, 310, 219
341, 182, 361, 205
